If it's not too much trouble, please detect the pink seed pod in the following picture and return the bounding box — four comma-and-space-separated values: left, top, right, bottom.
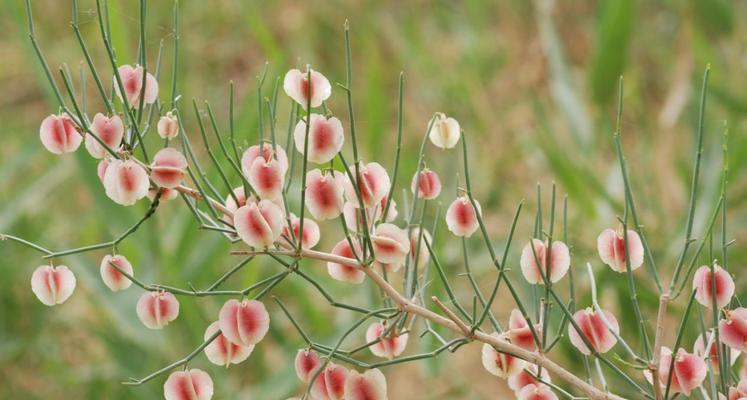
293, 114, 345, 164
203, 321, 253, 367
411, 169, 442, 200
157, 112, 179, 139
693, 264, 735, 309
283, 213, 321, 249
318, 363, 349, 400
694, 331, 739, 375
508, 365, 551, 393
519, 239, 571, 284
729, 380, 747, 400
148, 187, 179, 201
85, 113, 123, 159
567, 307, 619, 355
295, 349, 321, 382
305, 169, 345, 221
283, 67, 332, 109
247, 156, 285, 200
223, 186, 254, 226
114, 64, 158, 106
720, 308, 747, 352
136, 291, 180, 329
508, 309, 540, 351
151, 148, 188, 189
234, 200, 285, 248
409, 227, 432, 269
365, 322, 408, 359
327, 238, 365, 284
30, 265, 76, 306
163, 368, 213, 400
241, 143, 289, 178
99, 254, 133, 292
344, 369, 388, 400
481, 333, 526, 378
97, 159, 110, 183
103, 159, 150, 206
596, 228, 644, 273
428, 113, 461, 149
647, 347, 707, 396
39, 114, 81, 154
445, 196, 481, 237
343, 162, 391, 209
517, 384, 559, 400
218, 299, 270, 347
371, 223, 410, 266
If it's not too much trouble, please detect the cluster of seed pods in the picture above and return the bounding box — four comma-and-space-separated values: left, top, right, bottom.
293, 349, 388, 400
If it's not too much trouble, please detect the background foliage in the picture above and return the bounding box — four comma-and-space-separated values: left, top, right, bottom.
1, 0, 746, 398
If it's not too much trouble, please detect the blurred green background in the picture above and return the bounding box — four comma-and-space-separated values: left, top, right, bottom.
1, 0, 747, 398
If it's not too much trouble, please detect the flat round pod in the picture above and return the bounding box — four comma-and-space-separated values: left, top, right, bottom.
203, 321, 253, 367
305, 169, 345, 221
218, 299, 270, 347
597, 228, 644, 273
508, 365, 551, 394
85, 113, 123, 158
247, 156, 285, 200
283, 67, 331, 109
343, 162, 391, 209
114, 64, 158, 106
370, 223, 410, 266
646, 347, 706, 396
283, 213, 320, 250
519, 239, 570, 284
428, 113, 460, 149
241, 143, 289, 178
100, 254, 133, 292
344, 369, 388, 400
517, 384, 559, 400
234, 200, 285, 248
103, 159, 150, 206
30, 265, 76, 306
294, 349, 321, 383
693, 331, 739, 375
508, 308, 540, 352
445, 196, 481, 237
163, 368, 213, 400
136, 291, 180, 329
720, 308, 747, 353
327, 238, 365, 284
293, 114, 344, 164
365, 322, 408, 359
150, 148, 188, 189
39, 114, 81, 154
567, 307, 619, 355
157, 112, 179, 139
693, 264, 735, 309
411, 169, 441, 200
481, 333, 526, 378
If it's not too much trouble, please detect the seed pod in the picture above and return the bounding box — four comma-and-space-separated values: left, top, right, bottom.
519, 239, 571, 284
103, 159, 150, 206
305, 169, 345, 221
283, 213, 321, 250
30, 265, 76, 306
99, 254, 133, 292
428, 113, 460, 149
646, 347, 706, 396
247, 155, 285, 200
294, 349, 321, 383
517, 384, 559, 400
411, 169, 441, 200
114, 64, 158, 106
365, 322, 408, 359
97, 159, 110, 183
693, 264, 735, 309
719, 308, 747, 352
508, 309, 540, 352
481, 333, 526, 378
283, 67, 332, 109
148, 187, 179, 201
344, 369, 388, 400
293, 114, 344, 164
567, 307, 619, 355
693, 331, 739, 375
729, 380, 747, 400
85, 113, 123, 158
218, 299, 270, 347
445, 196, 481, 237
151, 148, 188, 189
597, 228, 644, 273
157, 112, 179, 139
241, 143, 289, 178
343, 162, 391, 209
234, 200, 285, 248
371, 223, 410, 266
136, 291, 180, 329
327, 238, 365, 284
39, 114, 81, 154
163, 369, 214, 400
203, 321, 253, 367
316, 363, 349, 400
508, 365, 551, 394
